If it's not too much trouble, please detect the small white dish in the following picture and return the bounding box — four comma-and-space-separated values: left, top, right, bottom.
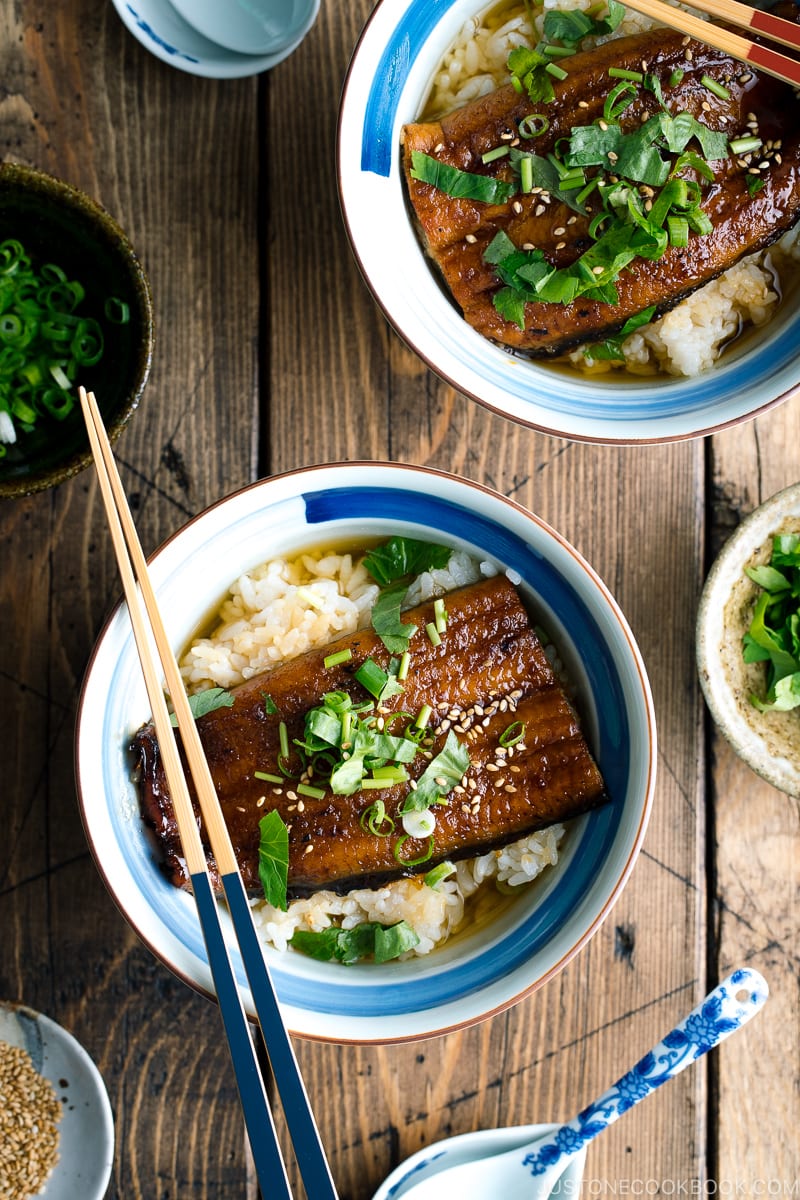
697, 481, 800, 797
168, 0, 318, 56
372, 1124, 586, 1200
0, 1000, 114, 1199
110, 0, 319, 79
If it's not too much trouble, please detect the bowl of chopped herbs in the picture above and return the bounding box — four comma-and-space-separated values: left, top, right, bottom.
697, 481, 800, 797
0, 161, 153, 497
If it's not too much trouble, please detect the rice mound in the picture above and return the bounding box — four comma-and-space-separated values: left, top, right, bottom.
424, 0, 799, 379
179, 547, 566, 960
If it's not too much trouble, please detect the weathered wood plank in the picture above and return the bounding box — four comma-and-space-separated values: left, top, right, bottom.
707, 399, 800, 1193
0, 1, 262, 1195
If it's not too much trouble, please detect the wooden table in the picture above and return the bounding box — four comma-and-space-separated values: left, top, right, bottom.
1, 2, 797, 1196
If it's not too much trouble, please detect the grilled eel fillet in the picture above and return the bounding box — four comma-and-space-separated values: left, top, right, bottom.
402, 27, 800, 355
132, 575, 609, 898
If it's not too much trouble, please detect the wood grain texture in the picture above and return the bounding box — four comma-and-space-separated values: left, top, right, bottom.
708, 401, 800, 1193
0, 0, 796, 1196
0, 1, 260, 1195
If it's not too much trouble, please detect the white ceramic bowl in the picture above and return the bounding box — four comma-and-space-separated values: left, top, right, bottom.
337, 0, 800, 444
76, 463, 656, 1043
110, 0, 319, 79
0, 1001, 114, 1200
697, 481, 800, 797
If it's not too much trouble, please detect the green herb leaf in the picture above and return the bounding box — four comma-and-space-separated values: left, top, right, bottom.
402, 730, 470, 813
258, 810, 289, 911
289, 920, 419, 964
745, 174, 766, 198
742, 536, 800, 711
371, 579, 419, 654
584, 305, 657, 361
410, 151, 515, 205
169, 686, 234, 727
363, 536, 451, 587
262, 693, 279, 715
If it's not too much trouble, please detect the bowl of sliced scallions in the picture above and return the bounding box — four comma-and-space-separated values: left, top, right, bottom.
697, 481, 800, 797
0, 162, 153, 497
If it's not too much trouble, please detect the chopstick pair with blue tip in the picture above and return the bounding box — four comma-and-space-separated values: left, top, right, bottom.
79, 387, 338, 1200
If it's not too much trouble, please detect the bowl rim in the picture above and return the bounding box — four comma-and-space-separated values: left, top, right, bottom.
0, 160, 154, 498
336, 0, 800, 446
696, 479, 800, 797
75, 460, 657, 1043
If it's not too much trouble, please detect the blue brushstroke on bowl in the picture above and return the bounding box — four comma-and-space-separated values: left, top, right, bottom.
126, 3, 200, 61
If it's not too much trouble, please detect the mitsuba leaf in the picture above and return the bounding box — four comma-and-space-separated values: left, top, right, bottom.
410, 151, 515, 205
290, 920, 420, 964
169, 686, 234, 727
258, 810, 289, 911
371, 579, 418, 654
363, 536, 451, 587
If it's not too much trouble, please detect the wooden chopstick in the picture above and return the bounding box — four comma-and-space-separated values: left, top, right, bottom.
79, 387, 339, 1200
620, 0, 800, 88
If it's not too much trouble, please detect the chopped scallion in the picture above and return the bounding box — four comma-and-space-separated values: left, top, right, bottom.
433, 597, 447, 633
425, 621, 441, 647
323, 648, 353, 669
397, 650, 410, 682
254, 771, 284, 784
518, 113, 549, 139
544, 61, 569, 80
729, 136, 762, 156
481, 144, 510, 164
700, 73, 730, 101
608, 66, 643, 81
499, 720, 526, 748
414, 704, 433, 729
393, 834, 435, 866
297, 783, 326, 800
424, 861, 456, 890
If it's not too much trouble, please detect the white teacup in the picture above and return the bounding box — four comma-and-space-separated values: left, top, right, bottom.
168, 0, 318, 55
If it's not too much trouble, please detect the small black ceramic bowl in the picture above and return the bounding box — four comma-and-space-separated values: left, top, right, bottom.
0, 162, 153, 498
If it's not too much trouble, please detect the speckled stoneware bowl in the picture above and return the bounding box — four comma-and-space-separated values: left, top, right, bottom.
0, 162, 153, 499
337, 0, 800, 444
76, 462, 656, 1044
697, 481, 800, 797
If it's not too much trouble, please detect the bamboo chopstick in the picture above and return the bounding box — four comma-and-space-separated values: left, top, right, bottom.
79, 387, 338, 1200
620, 0, 800, 88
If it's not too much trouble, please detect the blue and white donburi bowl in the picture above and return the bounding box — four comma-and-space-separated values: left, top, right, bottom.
337, 0, 800, 444
76, 464, 655, 1042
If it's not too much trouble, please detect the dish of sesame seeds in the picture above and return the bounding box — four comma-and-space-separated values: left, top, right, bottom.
0, 1002, 113, 1200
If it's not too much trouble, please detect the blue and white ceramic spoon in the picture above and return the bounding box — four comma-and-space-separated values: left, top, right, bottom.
374, 968, 768, 1200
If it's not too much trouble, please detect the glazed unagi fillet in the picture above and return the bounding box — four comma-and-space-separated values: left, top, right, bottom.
402, 26, 800, 354
132, 575, 608, 898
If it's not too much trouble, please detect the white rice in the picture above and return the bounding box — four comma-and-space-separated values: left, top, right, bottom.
179, 546, 566, 960
423, 0, 799, 378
